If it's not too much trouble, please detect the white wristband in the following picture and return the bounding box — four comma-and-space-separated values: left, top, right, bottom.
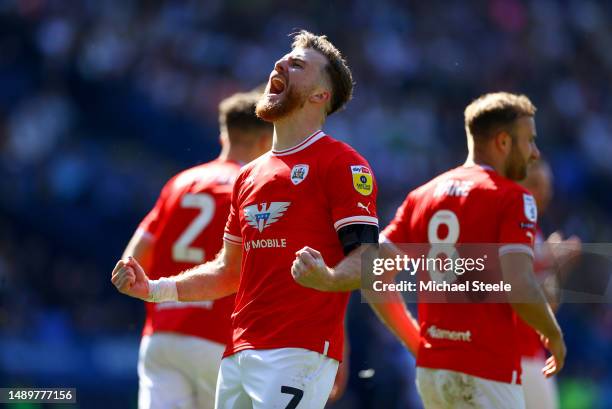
146, 277, 178, 302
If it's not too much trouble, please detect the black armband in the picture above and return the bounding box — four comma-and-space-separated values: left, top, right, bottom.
337, 224, 379, 255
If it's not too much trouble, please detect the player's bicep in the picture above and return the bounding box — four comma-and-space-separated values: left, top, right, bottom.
500, 251, 534, 279
221, 240, 243, 280
223, 171, 244, 246
500, 251, 539, 303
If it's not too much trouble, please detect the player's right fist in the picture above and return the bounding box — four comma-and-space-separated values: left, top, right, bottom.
111, 256, 150, 300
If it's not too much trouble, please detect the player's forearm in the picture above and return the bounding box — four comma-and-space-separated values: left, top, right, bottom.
122, 230, 154, 272
501, 253, 562, 340
325, 244, 381, 291
512, 287, 561, 340
362, 243, 421, 354
326, 250, 364, 291
364, 291, 420, 356
144, 243, 242, 303
293, 244, 378, 292
512, 301, 562, 341
174, 258, 239, 302
540, 273, 561, 311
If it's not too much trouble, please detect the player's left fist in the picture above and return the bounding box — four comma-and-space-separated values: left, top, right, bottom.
291, 246, 332, 291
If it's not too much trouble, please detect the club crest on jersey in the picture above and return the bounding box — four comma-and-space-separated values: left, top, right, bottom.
244, 202, 291, 232
350, 165, 373, 196
290, 164, 309, 185
523, 194, 537, 222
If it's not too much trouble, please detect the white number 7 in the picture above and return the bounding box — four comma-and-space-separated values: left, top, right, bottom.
172, 193, 215, 263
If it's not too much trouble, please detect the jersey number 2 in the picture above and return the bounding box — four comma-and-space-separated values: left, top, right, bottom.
172, 193, 215, 263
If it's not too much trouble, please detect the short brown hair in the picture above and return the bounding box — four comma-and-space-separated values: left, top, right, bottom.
464, 92, 536, 140
291, 30, 354, 116
219, 92, 273, 138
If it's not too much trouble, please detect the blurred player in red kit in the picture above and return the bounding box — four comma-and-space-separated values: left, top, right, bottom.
293, 92, 566, 409
382, 93, 566, 408
517, 160, 580, 409
120, 91, 272, 409
113, 30, 418, 409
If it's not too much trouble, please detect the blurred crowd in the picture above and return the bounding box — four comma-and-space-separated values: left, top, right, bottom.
0, 0, 611, 407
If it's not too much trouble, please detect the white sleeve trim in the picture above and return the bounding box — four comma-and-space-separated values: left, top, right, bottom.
223, 232, 242, 245
334, 215, 379, 231
136, 227, 154, 241
499, 244, 534, 258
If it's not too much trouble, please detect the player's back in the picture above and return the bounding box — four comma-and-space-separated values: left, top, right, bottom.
383, 164, 537, 383
140, 159, 242, 344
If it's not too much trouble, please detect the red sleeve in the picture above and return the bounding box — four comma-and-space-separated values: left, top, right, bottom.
137, 177, 176, 238
498, 188, 538, 258
223, 171, 244, 245
324, 149, 378, 231
381, 193, 413, 244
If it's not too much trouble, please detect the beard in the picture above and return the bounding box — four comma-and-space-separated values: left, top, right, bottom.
505, 145, 529, 181
256, 84, 307, 122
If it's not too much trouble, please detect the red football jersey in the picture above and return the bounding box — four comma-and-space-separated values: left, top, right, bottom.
382, 165, 537, 384
223, 130, 378, 361
139, 159, 241, 345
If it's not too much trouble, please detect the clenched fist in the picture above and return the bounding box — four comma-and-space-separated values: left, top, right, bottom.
111, 256, 150, 300
291, 246, 333, 291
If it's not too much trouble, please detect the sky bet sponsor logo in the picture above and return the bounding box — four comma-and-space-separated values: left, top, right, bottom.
351, 165, 373, 196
